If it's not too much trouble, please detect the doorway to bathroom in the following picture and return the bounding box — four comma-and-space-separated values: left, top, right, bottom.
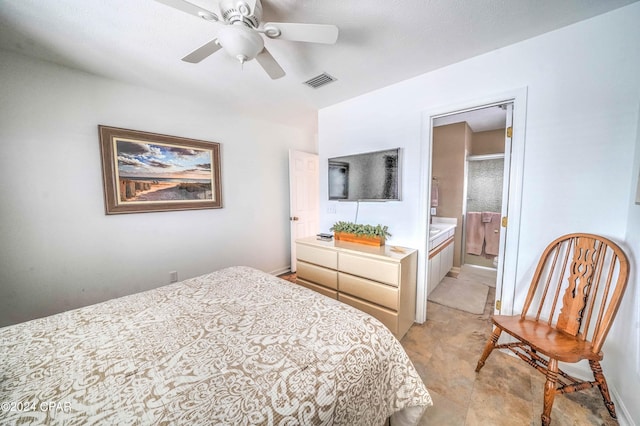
425, 101, 514, 317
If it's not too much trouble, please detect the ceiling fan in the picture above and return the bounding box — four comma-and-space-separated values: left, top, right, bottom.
154, 0, 339, 79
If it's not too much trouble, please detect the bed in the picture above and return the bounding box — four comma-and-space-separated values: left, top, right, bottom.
0, 266, 432, 425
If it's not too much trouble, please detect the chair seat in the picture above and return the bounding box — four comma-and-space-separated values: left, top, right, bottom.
492, 315, 602, 363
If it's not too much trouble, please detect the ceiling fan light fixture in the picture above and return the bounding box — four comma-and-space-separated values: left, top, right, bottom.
155, 0, 339, 78
217, 25, 265, 64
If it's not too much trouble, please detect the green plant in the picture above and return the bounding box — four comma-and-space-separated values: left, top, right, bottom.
329, 221, 392, 239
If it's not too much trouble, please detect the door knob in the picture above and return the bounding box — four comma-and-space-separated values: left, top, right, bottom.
290, 216, 299, 221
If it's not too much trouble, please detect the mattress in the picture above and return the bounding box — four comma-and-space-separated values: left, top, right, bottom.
0, 266, 431, 425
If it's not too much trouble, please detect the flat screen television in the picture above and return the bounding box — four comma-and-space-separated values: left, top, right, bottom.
328, 148, 401, 201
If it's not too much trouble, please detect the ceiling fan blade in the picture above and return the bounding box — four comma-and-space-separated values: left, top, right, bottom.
256, 48, 285, 80
263, 23, 338, 44
154, 0, 221, 22
182, 39, 222, 63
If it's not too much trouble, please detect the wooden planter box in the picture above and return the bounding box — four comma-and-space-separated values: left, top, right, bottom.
334, 232, 385, 246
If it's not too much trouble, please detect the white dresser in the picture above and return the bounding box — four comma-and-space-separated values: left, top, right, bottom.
295, 237, 418, 339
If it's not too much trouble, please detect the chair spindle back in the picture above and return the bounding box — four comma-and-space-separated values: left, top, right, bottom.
520, 233, 629, 354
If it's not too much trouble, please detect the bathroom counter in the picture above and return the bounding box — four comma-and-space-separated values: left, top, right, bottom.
429, 218, 457, 250
427, 217, 457, 296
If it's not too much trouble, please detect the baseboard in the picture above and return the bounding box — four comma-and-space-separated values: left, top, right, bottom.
462, 263, 497, 276
557, 362, 592, 381
270, 266, 292, 276
558, 360, 639, 426
610, 385, 635, 426
447, 266, 461, 278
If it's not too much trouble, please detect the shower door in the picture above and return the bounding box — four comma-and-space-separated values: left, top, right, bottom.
465, 157, 504, 268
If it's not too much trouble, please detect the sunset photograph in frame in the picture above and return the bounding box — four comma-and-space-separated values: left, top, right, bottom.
99, 126, 222, 214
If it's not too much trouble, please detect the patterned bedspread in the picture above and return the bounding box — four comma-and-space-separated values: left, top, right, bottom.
0, 266, 431, 425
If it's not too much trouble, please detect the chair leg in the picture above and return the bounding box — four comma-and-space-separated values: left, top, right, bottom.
541, 358, 558, 426
589, 360, 616, 419
475, 327, 501, 372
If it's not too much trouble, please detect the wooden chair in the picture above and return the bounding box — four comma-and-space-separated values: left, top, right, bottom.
475, 233, 629, 425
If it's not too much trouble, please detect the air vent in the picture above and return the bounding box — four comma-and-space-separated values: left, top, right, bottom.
303, 73, 337, 89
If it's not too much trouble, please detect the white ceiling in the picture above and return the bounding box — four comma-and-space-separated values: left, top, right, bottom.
1, 0, 637, 131
434, 105, 507, 132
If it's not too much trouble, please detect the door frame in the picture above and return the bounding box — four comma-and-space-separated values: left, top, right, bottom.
416, 87, 528, 322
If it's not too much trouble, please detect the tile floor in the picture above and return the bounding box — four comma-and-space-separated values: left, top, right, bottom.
279, 270, 619, 425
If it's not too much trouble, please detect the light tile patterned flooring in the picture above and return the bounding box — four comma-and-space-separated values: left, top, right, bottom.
279, 271, 618, 425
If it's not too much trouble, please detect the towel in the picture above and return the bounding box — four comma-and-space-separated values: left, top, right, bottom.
465, 212, 484, 255
481, 212, 492, 223
431, 180, 439, 207
484, 212, 501, 256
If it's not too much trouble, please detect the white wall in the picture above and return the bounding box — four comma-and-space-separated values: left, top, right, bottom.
318, 3, 640, 424
0, 50, 315, 326
607, 102, 640, 424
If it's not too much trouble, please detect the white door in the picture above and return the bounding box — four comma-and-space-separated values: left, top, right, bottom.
494, 102, 514, 313
289, 150, 319, 272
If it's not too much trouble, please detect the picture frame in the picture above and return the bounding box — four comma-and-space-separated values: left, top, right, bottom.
98, 125, 222, 214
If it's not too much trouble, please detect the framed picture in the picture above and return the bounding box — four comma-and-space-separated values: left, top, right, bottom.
98, 125, 222, 214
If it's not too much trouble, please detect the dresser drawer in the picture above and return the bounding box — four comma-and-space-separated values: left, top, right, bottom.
339, 272, 398, 310
296, 260, 338, 290
297, 244, 338, 269
338, 294, 398, 336
339, 253, 400, 286
296, 278, 338, 300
